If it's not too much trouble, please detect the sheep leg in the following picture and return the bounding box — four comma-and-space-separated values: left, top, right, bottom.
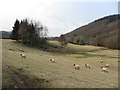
77, 67, 80, 70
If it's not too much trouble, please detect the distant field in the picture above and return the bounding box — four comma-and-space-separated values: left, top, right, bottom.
2, 39, 119, 88
48, 41, 107, 52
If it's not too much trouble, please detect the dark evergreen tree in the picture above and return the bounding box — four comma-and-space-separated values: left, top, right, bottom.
18, 18, 48, 47
11, 19, 20, 40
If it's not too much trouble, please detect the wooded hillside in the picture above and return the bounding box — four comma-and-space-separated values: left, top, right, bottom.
64, 14, 119, 49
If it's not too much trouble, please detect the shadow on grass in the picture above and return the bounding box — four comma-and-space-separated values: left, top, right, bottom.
45, 50, 120, 59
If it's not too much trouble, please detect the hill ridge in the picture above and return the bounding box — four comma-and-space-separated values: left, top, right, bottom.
64, 14, 119, 49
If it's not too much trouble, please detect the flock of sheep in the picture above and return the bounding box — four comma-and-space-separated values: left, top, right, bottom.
8, 43, 119, 74
49, 57, 111, 73
18, 51, 118, 74
72, 58, 110, 73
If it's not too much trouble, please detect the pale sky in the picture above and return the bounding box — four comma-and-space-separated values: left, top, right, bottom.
0, 0, 119, 37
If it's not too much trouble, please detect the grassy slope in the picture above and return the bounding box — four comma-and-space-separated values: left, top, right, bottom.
2, 67, 16, 88
2, 39, 119, 88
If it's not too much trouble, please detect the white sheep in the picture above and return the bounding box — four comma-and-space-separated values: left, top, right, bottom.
100, 60, 103, 63
50, 58, 55, 63
101, 67, 108, 73
85, 64, 91, 68
105, 64, 109, 67
73, 64, 80, 70
100, 58, 102, 60
20, 54, 26, 58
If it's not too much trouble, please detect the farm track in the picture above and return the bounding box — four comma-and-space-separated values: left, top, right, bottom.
3, 64, 29, 88
2, 64, 49, 88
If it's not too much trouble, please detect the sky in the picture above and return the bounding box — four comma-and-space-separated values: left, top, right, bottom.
0, 0, 119, 37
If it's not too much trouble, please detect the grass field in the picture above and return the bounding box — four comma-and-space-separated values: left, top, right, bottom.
2, 39, 119, 88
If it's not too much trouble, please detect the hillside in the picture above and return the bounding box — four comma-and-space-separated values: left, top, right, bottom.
64, 14, 119, 49
2, 39, 119, 88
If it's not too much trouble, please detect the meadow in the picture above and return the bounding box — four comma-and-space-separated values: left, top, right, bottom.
2, 39, 119, 88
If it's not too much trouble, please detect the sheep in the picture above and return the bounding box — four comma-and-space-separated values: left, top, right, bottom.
105, 64, 109, 67
100, 60, 103, 63
85, 64, 91, 68
20, 54, 26, 58
73, 64, 80, 70
101, 67, 108, 73
100, 58, 102, 60
50, 58, 55, 63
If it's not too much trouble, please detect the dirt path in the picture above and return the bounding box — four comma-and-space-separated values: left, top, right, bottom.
3, 64, 31, 88
3, 64, 49, 88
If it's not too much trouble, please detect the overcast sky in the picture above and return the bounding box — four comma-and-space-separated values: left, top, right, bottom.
0, 0, 119, 37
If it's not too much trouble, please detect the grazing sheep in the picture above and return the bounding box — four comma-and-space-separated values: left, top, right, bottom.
100, 58, 102, 60
20, 54, 26, 58
50, 58, 55, 63
85, 64, 91, 68
73, 64, 80, 70
105, 64, 109, 67
100, 60, 103, 63
101, 67, 108, 73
